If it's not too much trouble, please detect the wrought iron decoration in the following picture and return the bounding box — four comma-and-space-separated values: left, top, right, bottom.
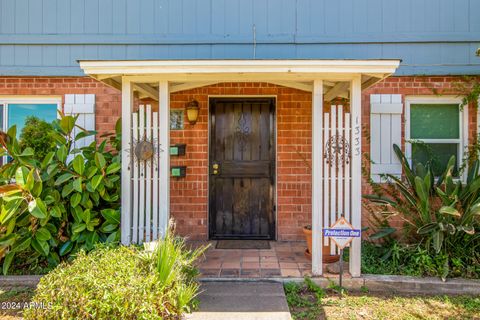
324, 134, 351, 167
235, 113, 250, 151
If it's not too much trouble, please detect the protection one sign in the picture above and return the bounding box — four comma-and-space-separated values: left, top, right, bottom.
323, 217, 361, 249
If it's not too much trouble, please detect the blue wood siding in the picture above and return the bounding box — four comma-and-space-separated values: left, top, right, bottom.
0, 0, 478, 76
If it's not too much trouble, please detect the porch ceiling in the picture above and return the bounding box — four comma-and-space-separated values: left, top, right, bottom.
79, 59, 400, 101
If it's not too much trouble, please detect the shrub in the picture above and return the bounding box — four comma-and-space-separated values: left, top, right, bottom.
149, 230, 206, 312
19, 116, 56, 161
364, 144, 480, 280
24, 233, 206, 320
0, 113, 121, 274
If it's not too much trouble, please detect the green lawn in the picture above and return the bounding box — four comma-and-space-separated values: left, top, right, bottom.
0, 288, 35, 319
1, 282, 479, 320
285, 279, 480, 320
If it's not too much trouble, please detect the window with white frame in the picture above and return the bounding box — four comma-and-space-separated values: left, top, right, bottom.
0, 97, 61, 166
405, 97, 468, 178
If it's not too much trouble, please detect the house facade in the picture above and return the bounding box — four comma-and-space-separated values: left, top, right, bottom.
0, 0, 479, 276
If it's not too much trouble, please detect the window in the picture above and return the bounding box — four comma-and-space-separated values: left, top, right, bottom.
0, 104, 3, 166
170, 110, 184, 130
405, 97, 468, 178
0, 97, 61, 165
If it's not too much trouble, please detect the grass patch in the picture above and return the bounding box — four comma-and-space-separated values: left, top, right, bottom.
0, 288, 35, 319
284, 279, 480, 320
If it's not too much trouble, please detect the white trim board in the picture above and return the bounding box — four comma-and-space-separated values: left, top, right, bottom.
0, 96, 62, 103
477, 98, 480, 143
80, 59, 400, 83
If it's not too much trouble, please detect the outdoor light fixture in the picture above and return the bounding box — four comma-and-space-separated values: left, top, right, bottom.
185, 100, 200, 125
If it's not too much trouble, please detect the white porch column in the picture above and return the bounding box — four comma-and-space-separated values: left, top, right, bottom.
121, 78, 133, 245
349, 75, 362, 277
158, 81, 170, 237
312, 79, 323, 275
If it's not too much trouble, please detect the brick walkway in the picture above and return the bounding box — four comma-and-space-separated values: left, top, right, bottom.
190, 241, 313, 278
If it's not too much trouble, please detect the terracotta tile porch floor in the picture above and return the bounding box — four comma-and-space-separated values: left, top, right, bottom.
188, 241, 348, 279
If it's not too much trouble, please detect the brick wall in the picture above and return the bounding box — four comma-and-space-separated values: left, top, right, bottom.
0, 77, 121, 138
362, 76, 478, 230
168, 83, 312, 240
1, 75, 477, 241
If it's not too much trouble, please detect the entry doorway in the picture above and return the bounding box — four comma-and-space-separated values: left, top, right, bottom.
209, 98, 276, 239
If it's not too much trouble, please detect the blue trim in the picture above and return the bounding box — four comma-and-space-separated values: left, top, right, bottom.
0, 64, 479, 77
0, 33, 479, 45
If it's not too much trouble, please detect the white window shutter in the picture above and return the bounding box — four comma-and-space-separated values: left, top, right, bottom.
477, 98, 480, 142
370, 94, 402, 182
64, 94, 96, 150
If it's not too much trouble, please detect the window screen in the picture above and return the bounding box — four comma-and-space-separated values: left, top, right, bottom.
410, 104, 459, 139
409, 103, 460, 176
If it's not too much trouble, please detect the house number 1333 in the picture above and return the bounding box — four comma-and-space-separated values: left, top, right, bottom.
353, 117, 360, 156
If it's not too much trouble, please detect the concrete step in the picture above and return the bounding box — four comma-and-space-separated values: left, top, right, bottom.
185, 281, 292, 320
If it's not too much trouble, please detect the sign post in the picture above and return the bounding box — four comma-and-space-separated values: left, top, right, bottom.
323, 216, 361, 289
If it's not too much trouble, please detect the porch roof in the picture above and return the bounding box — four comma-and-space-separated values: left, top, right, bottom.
95, 59, 401, 277
79, 59, 400, 99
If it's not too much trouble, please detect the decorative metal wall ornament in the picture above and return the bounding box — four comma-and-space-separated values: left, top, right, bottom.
235, 113, 250, 151
324, 134, 351, 168
132, 134, 159, 163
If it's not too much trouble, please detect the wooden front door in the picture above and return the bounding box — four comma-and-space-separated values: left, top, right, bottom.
209, 98, 276, 239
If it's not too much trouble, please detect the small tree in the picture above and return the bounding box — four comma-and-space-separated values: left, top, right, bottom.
19, 116, 56, 161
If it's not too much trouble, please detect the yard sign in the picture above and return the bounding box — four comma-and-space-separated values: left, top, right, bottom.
323, 216, 361, 249
323, 216, 361, 287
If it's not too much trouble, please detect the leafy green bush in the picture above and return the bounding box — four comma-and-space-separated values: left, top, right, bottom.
364, 144, 480, 280
19, 116, 56, 161
24, 234, 206, 320
0, 113, 121, 274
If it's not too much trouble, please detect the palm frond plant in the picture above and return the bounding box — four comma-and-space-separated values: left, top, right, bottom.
364, 144, 480, 280
139, 222, 208, 315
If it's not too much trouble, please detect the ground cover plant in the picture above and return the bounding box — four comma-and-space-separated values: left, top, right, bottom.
364, 144, 480, 280
24, 230, 207, 320
0, 113, 121, 274
284, 279, 480, 320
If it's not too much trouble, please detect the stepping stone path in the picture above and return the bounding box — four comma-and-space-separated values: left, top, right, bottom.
185, 281, 292, 320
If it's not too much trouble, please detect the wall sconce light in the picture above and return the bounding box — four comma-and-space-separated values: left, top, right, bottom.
185, 100, 200, 125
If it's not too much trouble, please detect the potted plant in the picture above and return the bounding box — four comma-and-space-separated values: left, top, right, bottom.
303, 225, 339, 263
